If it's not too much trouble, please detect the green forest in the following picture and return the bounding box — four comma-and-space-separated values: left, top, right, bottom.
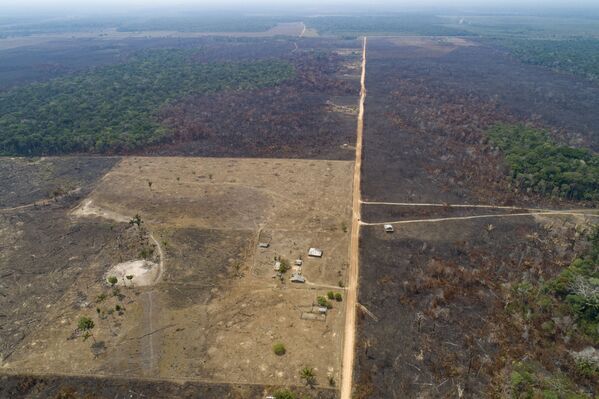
487, 124, 599, 201
117, 16, 286, 33
499, 38, 599, 81
305, 15, 473, 37
0, 49, 294, 155
0, 15, 288, 36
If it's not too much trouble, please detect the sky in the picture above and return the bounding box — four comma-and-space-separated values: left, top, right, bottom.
1, 0, 599, 16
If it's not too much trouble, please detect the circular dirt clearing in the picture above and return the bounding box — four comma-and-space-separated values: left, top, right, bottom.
105, 260, 159, 287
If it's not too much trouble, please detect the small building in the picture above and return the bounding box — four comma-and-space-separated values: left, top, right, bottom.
384, 224, 394, 233
258, 242, 270, 248
308, 248, 323, 257
290, 273, 305, 283
318, 307, 328, 314
274, 261, 281, 271
295, 259, 303, 266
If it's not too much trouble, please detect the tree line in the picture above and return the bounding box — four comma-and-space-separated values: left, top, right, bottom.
0, 49, 294, 155
488, 123, 599, 201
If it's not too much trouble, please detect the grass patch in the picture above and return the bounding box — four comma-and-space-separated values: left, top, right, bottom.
273, 342, 286, 356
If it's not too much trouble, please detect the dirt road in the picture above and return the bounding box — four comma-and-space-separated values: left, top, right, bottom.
340, 36, 367, 399
361, 210, 599, 226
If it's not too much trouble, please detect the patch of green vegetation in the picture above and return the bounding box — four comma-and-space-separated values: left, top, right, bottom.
107, 276, 118, 287
510, 361, 590, 399
487, 124, 599, 201
0, 49, 294, 155
273, 342, 286, 356
545, 226, 599, 342
444, 15, 599, 40
280, 258, 290, 273
305, 15, 473, 36
317, 295, 333, 309
299, 366, 316, 387
117, 16, 287, 33
0, 15, 293, 37
507, 226, 599, 343
574, 356, 599, 379
504, 226, 598, 396
272, 389, 297, 399
77, 316, 95, 331
497, 38, 599, 81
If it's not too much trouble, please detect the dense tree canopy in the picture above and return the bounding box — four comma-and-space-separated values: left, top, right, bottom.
305, 15, 473, 36
0, 49, 294, 155
488, 124, 599, 201
499, 38, 599, 81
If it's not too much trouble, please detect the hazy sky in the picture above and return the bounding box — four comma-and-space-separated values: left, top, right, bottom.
2, 0, 599, 16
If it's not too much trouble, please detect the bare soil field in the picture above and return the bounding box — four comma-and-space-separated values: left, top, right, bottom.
2, 156, 353, 396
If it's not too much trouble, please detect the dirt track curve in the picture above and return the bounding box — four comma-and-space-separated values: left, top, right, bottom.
340, 36, 366, 399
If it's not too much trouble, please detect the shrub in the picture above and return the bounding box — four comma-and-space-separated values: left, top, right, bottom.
78, 316, 94, 331
129, 214, 143, 226
574, 357, 599, 378
327, 291, 335, 300
273, 343, 286, 356
317, 296, 332, 309
273, 389, 296, 399
107, 276, 118, 286
328, 375, 336, 386
300, 367, 316, 387
279, 258, 290, 273
335, 292, 343, 301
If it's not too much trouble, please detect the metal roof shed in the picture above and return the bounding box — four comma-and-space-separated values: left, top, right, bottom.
290, 273, 305, 283
308, 248, 323, 257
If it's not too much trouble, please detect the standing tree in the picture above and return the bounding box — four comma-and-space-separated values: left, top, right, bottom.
78, 316, 95, 342
107, 276, 118, 287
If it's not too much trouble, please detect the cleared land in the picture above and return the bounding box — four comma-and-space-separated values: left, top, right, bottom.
1, 156, 353, 396
353, 36, 599, 398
